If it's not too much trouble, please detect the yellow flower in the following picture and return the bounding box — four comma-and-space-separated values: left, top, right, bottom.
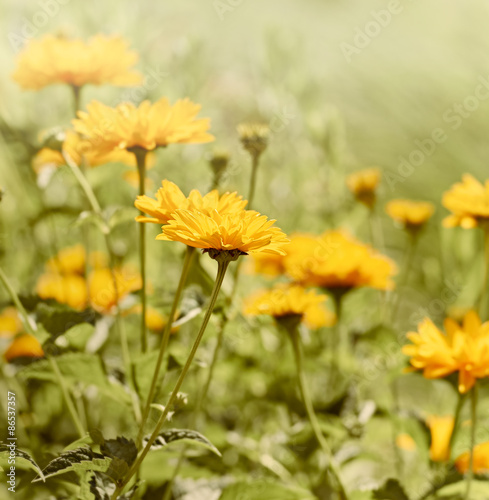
0, 307, 22, 339
427, 415, 454, 462
73, 98, 214, 155
442, 174, 489, 229
456, 441, 489, 474
346, 167, 381, 207
125, 304, 173, 333
156, 209, 289, 257
4, 334, 44, 362
46, 244, 86, 275
13, 34, 142, 90
244, 284, 336, 329
135, 180, 247, 224
88, 265, 142, 313
249, 252, 287, 277
36, 273, 88, 310
403, 311, 489, 393
284, 231, 397, 291
395, 433, 417, 452
385, 199, 435, 230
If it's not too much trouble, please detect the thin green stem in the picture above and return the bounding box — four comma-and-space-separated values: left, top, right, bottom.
48, 356, 85, 438
71, 85, 82, 116
112, 259, 231, 498
448, 392, 467, 453
0, 265, 85, 438
134, 149, 149, 353
464, 383, 478, 500
247, 153, 260, 209
478, 225, 489, 318
391, 235, 418, 322
136, 246, 196, 446
289, 326, 348, 500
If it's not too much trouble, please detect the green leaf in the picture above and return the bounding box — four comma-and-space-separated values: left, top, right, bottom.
143, 428, 221, 457
32, 447, 111, 482
36, 301, 96, 338
0, 445, 44, 480
101, 437, 137, 467
89, 472, 139, 499
219, 480, 315, 500
373, 479, 409, 500
59, 322, 95, 351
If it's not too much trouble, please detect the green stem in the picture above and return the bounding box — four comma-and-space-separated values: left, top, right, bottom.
71, 85, 82, 116
48, 356, 85, 438
112, 258, 231, 498
391, 234, 418, 322
0, 265, 85, 438
478, 225, 489, 318
464, 383, 478, 500
136, 246, 196, 446
289, 326, 348, 500
134, 149, 148, 353
448, 392, 467, 453
247, 153, 260, 209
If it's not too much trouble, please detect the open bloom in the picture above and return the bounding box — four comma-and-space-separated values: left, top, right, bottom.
385, 199, 435, 231
46, 243, 86, 275
426, 415, 454, 462
346, 167, 381, 207
244, 284, 335, 329
403, 311, 489, 393
4, 334, 44, 362
73, 98, 214, 155
13, 34, 142, 90
157, 209, 288, 256
284, 231, 396, 292
456, 441, 489, 474
442, 174, 489, 228
135, 180, 247, 224
36, 273, 88, 310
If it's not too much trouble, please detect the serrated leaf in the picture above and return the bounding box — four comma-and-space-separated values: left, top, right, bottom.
101, 437, 137, 467
0, 445, 44, 480
33, 447, 111, 482
89, 473, 139, 500
143, 428, 221, 457
373, 479, 409, 500
219, 480, 315, 500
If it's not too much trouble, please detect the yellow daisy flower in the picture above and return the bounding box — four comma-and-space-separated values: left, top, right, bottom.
36, 273, 88, 310
46, 244, 86, 275
403, 311, 489, 393
244, 284, 336, 329
135, 180, 247, 225
156, 209, 289, 257
442, 174, 489, 229
426, 415, 454, 462
456, 441, 489, 474
73, 98, 214, 155
0, 307, 22, 339
13, 34, 142, 90
284, 231, 397, 292
346, 167, 381, 208
4, 334, 44, 362
385, 199, 435, 231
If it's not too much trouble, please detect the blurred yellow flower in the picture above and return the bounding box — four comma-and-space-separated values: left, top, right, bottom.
385, 199, 435, 231
157, 209, 289, 256
73, 98, 214, 155
13, 34, 142, 90
244, 284, 336, 329
284, 231, 396, 292
4, 334, 44, 362
456, 441, 489, 474
395, 433, 417, 452
0, 307, 22, 339
442, 174, 489, 229
36, 273, 88, 310
135, 180, 247, 224
126, 304, 173, 333
426, 415, 454, 462
46, 244, 86, 275
346, 167, 381, 207
403, 311, 489, 393
33, 130, 138, 174
88, 266, 142, 313
249, 252, 287, 277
